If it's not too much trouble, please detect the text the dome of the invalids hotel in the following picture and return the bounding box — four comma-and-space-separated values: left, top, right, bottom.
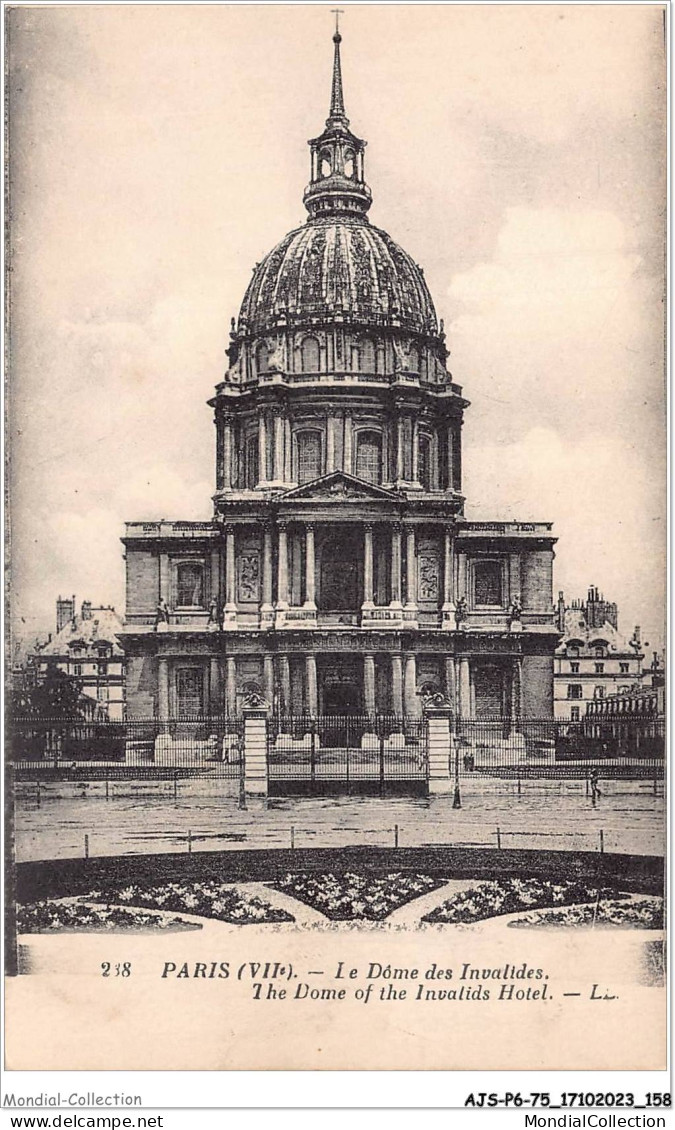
119, 26, 558, 722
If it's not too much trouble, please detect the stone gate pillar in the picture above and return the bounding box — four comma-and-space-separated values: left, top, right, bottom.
423, 700, 454, 796
243, 700, 269, 798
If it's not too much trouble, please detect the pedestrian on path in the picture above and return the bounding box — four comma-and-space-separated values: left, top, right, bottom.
589, 767, 601, 802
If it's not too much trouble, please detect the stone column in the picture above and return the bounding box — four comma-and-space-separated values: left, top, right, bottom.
404, 653, 418, 716
283, 418, 292, 483
226, 656, 237, 716
260, 523, 274, 628
224, 525, 237, 627
444, 656, 456, 713
326, 415, 337, 473
458, 658, 471, 720
391, 654, 404, 717
158, 658, 170, 720
305, 655, 318, 716
509, 553, 522, 602
390, 524, 403, 609
209, 657, 222, 715
263, 654, 274, 708
304, 523, 316, 609
446, 424, 455, 490
457, 551, 467, 606
412, 420, 420, 483
243, 703, 268, 798
276, 523, 289, 610
278, 654, 291, 717
511, 657, 523, 722
362, 523, 374, 610
343, 414, 352, 473
272, 413, 284, 482
396, 415, 405, 481
405, 525, 417, 607
222, 418, 233, 490
364, 654, 376, 717
258, 413, 267, 483
159, 552, 171, 604
442, 526, 456, 627
210, 547, 222, 608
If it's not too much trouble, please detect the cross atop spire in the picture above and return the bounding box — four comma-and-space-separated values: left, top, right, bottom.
329, 10, 347, 123
303, 17, 372, 220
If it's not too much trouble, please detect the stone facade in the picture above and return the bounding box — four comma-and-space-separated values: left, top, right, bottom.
119, 29, 559, 722
35, 599, 126, 721
553, 587, 644, 722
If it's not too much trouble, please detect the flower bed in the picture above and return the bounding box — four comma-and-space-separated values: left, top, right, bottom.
85, 882, 294, 924
271, 872, 444, 921
508, 897, 664, 930
18, 899, 199, 933
422, 878, 628, 925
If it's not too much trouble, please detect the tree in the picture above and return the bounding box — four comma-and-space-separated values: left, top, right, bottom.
9, 665, 85, 720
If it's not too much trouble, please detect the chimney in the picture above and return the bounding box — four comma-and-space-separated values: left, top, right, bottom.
81, 600, 92, 621
56, 595, 76, 634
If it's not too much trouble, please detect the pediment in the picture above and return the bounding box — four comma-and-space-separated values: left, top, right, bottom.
282, 471, 399, 503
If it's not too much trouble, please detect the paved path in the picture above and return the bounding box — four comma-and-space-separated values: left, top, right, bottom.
14, 777, 665, 862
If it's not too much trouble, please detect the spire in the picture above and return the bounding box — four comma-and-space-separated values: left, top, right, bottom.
303, 16, 372, 220
329, 10, 347, 122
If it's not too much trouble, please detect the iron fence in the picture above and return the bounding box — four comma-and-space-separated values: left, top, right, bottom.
267, 715, 428, 796
7, 716, 245, 779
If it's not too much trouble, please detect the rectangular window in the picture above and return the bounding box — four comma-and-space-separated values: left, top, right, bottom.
594, 686, 605, 699
97, 684, 108, 701
567, 684, 582, 700
474, 560, 502, 606
570, 706, 580, 722
620, 662, 629, 673
176, 562, 204, 607
594, 662, 604, 674
176, 667, 204, 717
570, 662, 580, 674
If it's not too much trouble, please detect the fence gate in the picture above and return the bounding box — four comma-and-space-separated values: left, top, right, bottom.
267, 715, 429, 797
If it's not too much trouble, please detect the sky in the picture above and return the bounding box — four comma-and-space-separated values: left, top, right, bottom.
7, 3, 666, 654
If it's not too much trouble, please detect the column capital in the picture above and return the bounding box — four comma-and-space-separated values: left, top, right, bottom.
277, 519, 289, 532
224, 522, 236, 536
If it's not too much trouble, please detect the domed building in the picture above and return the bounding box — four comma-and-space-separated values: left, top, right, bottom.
120, 28, 558, 748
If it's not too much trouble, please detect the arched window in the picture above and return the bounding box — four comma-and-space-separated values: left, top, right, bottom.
176, 562, 204, 607
256, 342, 269, 374
244, 434, 259, 489
343, 149, 355, 178
408, 345, 420, 372
319, 150, 332, 178
359, 337, 376, 372
418, 433, 432, 489
301, 336, 320, 372
356, 431, 382, 485
296, 430, 322, 484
